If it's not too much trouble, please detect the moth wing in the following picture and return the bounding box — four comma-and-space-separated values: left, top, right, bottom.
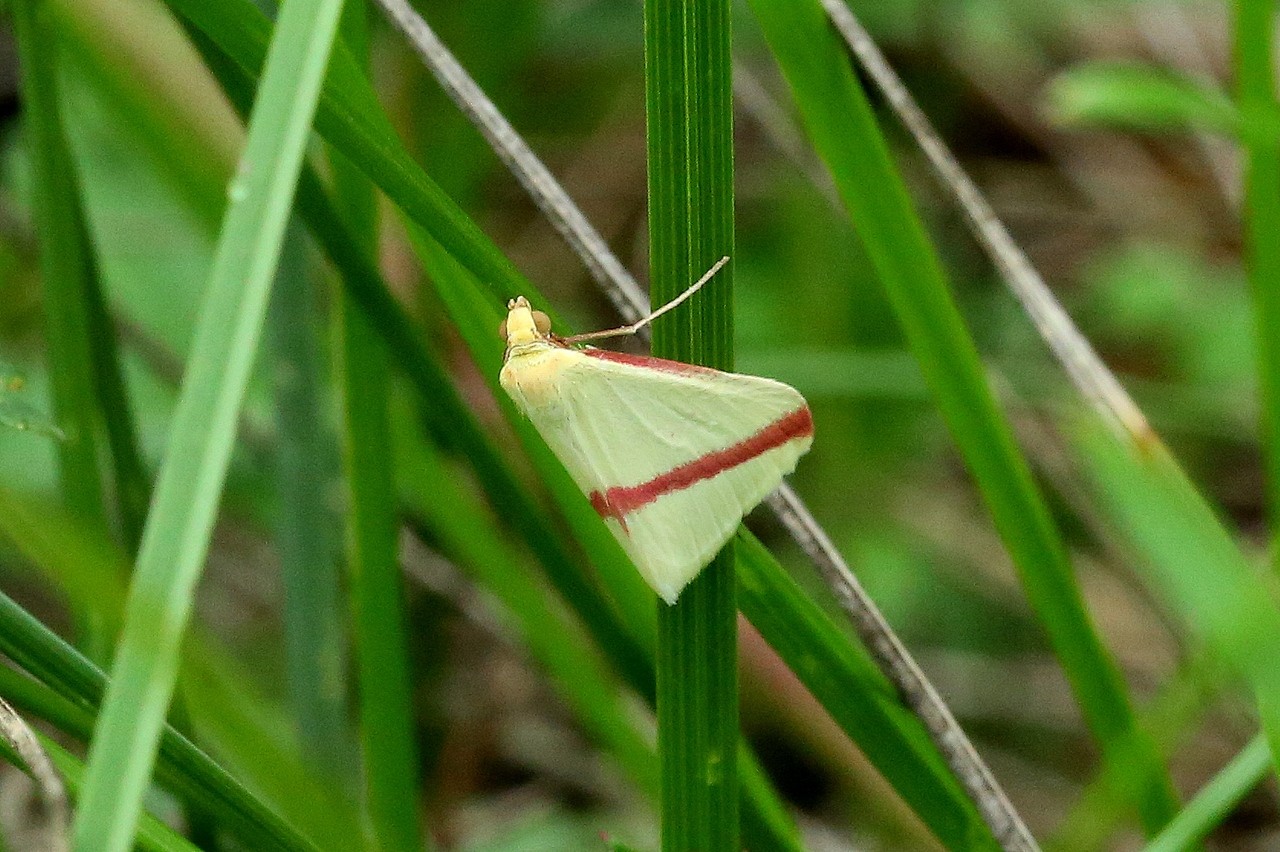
505, 348, 811, 602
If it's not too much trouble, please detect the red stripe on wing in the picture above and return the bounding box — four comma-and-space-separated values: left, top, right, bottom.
588, 406, 813, 523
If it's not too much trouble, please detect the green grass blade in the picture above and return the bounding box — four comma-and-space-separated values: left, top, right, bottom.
331, 8, 425, 847
0, 664, 99, 746
80, 243, 151, 556
1144, 734, 1272, 852
267, 226, 351, 776
1235, 0, 1280, 570
71, 0, 347, 845
737, 747, 801, 850
49, 0, 234, 582
750, 0, 1180, 834
655, 569, 738, 849
1075, 422, 1280, 773
15, 6, 157, 555
12, 0, 114, 660
49, 20, 418, 831
644, 0, 738, 847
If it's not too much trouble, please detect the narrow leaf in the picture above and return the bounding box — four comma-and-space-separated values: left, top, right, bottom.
72, 0, 348, 845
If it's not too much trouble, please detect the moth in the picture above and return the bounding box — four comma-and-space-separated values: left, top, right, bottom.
499, 258, 812, 603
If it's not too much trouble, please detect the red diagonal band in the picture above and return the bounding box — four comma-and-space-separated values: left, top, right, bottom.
588, 406, 813, 522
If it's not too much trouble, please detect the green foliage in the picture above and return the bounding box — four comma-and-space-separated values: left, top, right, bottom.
0, 0, 1275, 848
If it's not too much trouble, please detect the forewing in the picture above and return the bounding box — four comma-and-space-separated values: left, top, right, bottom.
511, 349, 811, 602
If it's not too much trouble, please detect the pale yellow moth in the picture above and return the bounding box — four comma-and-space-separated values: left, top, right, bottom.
499, 259, 813, 604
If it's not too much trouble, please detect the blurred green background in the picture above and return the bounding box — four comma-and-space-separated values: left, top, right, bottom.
0, 0, 1273, 849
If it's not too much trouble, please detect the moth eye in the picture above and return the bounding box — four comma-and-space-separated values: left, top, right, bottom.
497, 318, 508, 340
532, 310, 552, 335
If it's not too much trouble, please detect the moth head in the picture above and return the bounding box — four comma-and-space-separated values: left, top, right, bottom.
500, 296, 552, 347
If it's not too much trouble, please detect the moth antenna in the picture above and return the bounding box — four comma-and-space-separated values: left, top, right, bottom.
563, 256, 730, 344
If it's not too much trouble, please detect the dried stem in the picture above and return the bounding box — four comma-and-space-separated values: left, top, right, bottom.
763, 488, 1038, 851
0, 697, 69, 852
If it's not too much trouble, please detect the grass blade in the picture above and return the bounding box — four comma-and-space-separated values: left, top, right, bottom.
12, 0, 113, 660
71, 0, 347, 845
1144, 734, 1272, 852
644, 0, 738, 847
267, 226, 351, 776
1235, 0, 1280, 567
81, 247, 151, 556
331, 5, 425, 847
1075, 422, 1280, 773
1048, 61, 1240, 136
